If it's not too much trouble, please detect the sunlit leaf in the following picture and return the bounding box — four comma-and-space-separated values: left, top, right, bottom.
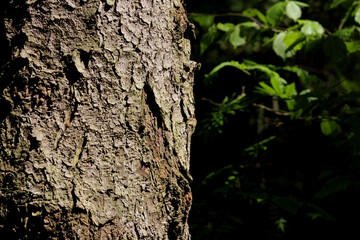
293, 1, 309, 7
286, 1, 302, 21
273, 32, 296, 59
300, 20, 324, 35
355, 7, 360, 25
217, 22, 235, 32
283, 31, 306, 52
270, 76, 285, 95
345, 40, 360, 53
257, 82, 277, 95
205, 61, 249, 79
241, 59, 276, 76
285, 82, 297, 98
240, 21, 260, 29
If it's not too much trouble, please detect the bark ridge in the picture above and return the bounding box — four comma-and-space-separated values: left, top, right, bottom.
0, 0, 198, 239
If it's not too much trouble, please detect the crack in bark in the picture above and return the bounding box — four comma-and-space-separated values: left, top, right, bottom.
63, 55, 82, 85
144, 82, 163, 128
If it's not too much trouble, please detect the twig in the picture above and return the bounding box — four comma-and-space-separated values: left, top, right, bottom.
338, 1, 359, 30
201, 97, 222, 106
253, 103, 290, 116
299, 65, 330, 77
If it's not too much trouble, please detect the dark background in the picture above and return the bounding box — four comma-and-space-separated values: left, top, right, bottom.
184, 0, 360, 239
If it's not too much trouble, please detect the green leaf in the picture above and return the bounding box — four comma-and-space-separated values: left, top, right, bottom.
284, 82, 297, 98
318, 170, 334, 180
355, 7, 360, 24
323, 36, 347, 60
273, 196, 300, 214
315, 176, 351, 198
242, 8, 267, 24
282, 65, 321, 85
200, 24, 218, 54
273, 32, 297, 59
245, 135, 276, 157
217, 22, 235, 32
257, 82, 277, 95
338, 1, 357, 29
329, 0, 348, 9
266, 2, 286, 26
239, 21, 260, 29
228, 175, 236, 181
286, 99, 295, 112
345, 41, 360, 53
206, 61, 249, 79
307, 204, 336, 221
283, 31, 306, 52
229, 25, 246, 48
333, 28, 355, 38
241, 59, 276, 76
275, 218, 287, 233
304, 38, 322, 51
286, 1, 302, 21
270, 76, 285, 95
292, 1, 309, 7
191, 15, 215, 29
320, 119, 342, 136
300, 20, 324, 35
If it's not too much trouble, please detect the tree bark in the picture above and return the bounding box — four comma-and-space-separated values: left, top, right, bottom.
0, 0, 198, 239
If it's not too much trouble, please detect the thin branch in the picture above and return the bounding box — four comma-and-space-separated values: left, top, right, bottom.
253, 103, 290, 116
323, 27, 332, 35
241, 86, 246, 97
201, 97, 222, 106
338, 1, 359, 30
299, 65, 330, 77
202, 87, 246, 107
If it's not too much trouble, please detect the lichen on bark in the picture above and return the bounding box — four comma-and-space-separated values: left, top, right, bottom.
0, 0, 198, 239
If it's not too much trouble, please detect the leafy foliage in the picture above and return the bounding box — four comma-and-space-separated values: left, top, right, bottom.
187, 0, 360, 239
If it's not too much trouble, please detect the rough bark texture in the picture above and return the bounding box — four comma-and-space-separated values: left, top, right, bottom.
0, 0, 198, 239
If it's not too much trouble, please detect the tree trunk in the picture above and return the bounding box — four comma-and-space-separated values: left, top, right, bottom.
0, 0, 198, 239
